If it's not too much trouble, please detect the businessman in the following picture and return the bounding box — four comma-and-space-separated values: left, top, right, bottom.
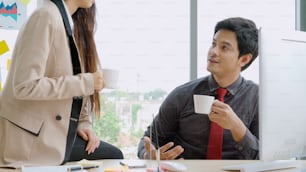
138, 17, 259, 160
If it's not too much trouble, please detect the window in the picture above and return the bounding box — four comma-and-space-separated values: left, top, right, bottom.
198, 0, 295, 83
94, 0, 190, 159
95, 0, 296, 159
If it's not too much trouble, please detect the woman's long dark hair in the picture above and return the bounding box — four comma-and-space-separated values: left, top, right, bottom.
72, 4, 101, 116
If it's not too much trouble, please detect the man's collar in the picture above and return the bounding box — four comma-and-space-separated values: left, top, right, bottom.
208, 75, 243, 96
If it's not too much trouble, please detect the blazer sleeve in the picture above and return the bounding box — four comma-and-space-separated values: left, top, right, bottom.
11, 7, 94, 100
77, 98, 93, 130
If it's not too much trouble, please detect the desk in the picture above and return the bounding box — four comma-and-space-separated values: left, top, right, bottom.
0, 160, 305, 172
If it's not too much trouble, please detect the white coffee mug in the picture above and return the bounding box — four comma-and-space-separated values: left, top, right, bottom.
102, 69, 119, 89
193, 94, 215, 114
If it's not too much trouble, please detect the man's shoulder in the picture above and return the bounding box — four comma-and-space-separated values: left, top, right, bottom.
243, 78, 259, 89
171, 76, 209, 94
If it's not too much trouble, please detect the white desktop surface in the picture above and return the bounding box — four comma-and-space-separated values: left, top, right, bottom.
1, 160, 306, 172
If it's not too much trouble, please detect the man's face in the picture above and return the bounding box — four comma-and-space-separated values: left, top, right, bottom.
206, 29, 242, 78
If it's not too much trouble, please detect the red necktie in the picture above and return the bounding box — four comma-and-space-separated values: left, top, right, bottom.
206, 88, 227, 159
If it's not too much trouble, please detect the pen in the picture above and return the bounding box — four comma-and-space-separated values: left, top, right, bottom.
67, 165, 99, 171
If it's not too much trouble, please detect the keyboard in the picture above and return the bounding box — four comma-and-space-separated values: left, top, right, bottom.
222, 160, 301, 172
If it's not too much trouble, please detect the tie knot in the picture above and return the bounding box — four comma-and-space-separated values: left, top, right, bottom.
217, 88, 227, 101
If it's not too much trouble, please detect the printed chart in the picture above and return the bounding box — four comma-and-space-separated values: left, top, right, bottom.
0, 0, 27, 29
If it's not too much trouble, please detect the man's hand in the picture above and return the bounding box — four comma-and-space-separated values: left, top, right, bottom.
77, 128, 100, 154
209, 100, 247, 142
143, 136, 184, 160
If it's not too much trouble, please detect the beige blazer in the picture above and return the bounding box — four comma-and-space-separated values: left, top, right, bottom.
0, 1, 95, 167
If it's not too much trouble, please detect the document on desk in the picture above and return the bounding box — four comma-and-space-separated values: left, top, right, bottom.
21, 164, 87, 172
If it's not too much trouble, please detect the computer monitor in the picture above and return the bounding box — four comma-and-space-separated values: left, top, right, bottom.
259, 28, 306, 161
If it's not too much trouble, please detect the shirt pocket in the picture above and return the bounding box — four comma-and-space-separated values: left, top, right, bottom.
179, 110, 210, 141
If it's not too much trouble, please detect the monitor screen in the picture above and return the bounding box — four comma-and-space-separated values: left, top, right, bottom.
259, 28, 306, 161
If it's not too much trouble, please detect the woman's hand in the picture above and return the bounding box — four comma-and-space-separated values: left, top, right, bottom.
92, 71, 104, 92
77, 128, 100, 154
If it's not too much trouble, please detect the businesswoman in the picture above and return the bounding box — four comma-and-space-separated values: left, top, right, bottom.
0, 0, 123, 167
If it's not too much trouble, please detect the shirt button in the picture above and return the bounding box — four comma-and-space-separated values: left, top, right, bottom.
238, 146, 243, 151
55, 115, 62, 121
